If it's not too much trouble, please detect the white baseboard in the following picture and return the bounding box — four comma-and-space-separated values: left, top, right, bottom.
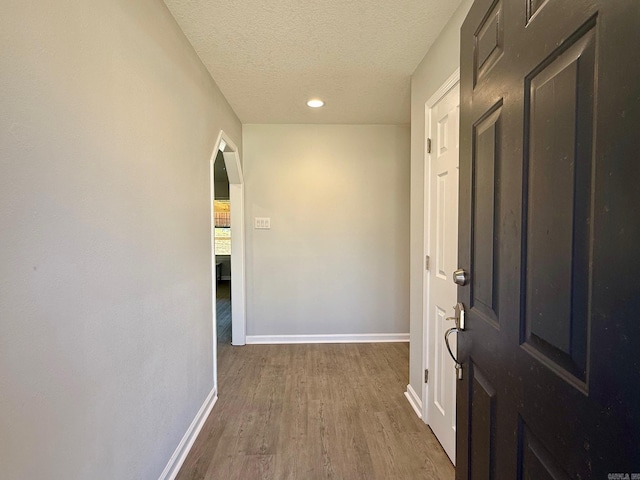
404, 384, 423, 419
158, 388, 218, 480
245, 333, 409, 344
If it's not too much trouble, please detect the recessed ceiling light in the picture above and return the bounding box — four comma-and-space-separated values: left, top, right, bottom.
307, 99, 324, 108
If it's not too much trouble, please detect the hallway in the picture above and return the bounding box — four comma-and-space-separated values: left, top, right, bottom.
176, 341, 454, 479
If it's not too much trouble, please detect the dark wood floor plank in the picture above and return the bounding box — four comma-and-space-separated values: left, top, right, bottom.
176, 337, 455, 480
331, 402, 376, 479
407, 430, 456, 478
236, 454, 275, 480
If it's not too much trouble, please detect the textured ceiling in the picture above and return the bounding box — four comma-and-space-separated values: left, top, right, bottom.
163, 0, 462, 124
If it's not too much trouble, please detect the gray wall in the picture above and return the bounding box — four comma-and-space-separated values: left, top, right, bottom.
0, 1, 241, 478
243, 124, 410, 337
409, 0, 473, 400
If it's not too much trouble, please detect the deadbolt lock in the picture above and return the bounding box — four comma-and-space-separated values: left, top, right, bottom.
453, 268, 469, 286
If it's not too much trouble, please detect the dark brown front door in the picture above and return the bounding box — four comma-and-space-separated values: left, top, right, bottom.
457, 0, 640, 478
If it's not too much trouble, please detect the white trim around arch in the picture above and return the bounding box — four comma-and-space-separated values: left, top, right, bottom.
210, 131, 246, 371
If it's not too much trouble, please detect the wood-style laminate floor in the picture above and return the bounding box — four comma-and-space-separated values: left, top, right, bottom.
216, 280, 231, 345
177, 337, 454, 479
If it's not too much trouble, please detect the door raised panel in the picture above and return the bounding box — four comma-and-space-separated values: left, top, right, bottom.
439, 114, 450, 157
526, 0, 549, 22
473, 0, 503, 86
437, 172, 448, 279
469, 366, 496, 480
518, 421, 571, 480
521, 23, 596, 387
435, 306, 448, 415
471, 104, 503, 327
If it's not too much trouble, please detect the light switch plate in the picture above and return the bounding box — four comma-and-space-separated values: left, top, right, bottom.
254, 217, 271, 229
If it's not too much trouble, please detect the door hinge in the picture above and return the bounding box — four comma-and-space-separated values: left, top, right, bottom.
425, 255, 430, 271
427, 138, 432, 154
425, 369, 429, 383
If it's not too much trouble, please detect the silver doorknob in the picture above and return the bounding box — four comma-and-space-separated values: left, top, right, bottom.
453, 268, 469, 286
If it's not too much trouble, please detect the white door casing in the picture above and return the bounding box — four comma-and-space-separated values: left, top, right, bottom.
222, 148, 246, 348
423, 71, 460, 464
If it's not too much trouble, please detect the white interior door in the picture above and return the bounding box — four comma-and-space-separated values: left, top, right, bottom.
425, 81, 459, 464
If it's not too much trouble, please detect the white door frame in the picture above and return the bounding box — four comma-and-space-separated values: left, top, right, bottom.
210, 130, 246, 388
422, 68, 461, 425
